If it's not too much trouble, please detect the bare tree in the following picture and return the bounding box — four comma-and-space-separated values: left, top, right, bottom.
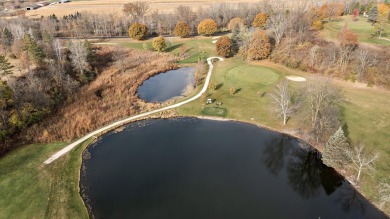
309, 45, 320, 68
112, 48, 127, 74
122, 1, 149, 20
356, 49, 369, 81
269, 80, 294, 125
301, 77, 341, 143
268, 12, 288, 45
346, 143, 379, 182
68, 40, 89, 76
52, 38, 63, 64
378, 180, 390, 209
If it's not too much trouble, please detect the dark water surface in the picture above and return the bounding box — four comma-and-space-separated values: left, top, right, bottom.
137, 67, 195, 102
80, 118, 387, 219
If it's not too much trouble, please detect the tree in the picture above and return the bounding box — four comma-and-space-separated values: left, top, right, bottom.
122, 1, 149, 19
227, 17, 244, 31
69, 40, 89, 79
368, 5, 378, 23
268, 80, 293, 125
337, 24, 358, 67
112, 48, 127, 74
1, 28, 14, 51
152, 36, 167, 52
247, 29, 271, 60
322, 127, 350, 169
346, 143, 379, 182
215, 36, 232, 57
197, 19, 218, 36
320, 2, 344, 21
356, 49, 369, 81
0, 55, 13, 80
253, 13, 268, 28
378, 3, 390, 16
353, 9, 360, 21
268, 12, 288, 45
301, 78, 341, 143
22, 34, 44, 67
173, 21, 191, 38
128, 22, 148, 40
378, 180, 390, 209
311, 19, 323, 30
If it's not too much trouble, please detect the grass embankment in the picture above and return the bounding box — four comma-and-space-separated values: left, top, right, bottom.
321, 15, 390, 46
0, 140, 91, 218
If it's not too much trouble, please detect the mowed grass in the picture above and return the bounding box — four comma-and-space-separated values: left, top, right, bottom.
0, 141, 91, 218
321, 15, 390, 46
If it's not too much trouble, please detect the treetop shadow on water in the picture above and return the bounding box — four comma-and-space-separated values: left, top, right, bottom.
80, 118, 388, 219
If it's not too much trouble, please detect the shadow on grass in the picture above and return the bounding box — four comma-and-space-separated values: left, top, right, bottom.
216, 83, 224, 90
165, 44, 183, 52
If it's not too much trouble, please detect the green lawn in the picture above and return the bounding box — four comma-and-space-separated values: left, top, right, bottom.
321, 15, 390, 46
0, 141, 91, 218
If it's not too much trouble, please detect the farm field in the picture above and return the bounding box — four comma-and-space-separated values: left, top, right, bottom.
26, 0, 259, 17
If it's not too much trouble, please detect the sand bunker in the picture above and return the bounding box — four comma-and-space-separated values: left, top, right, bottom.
286, 76, 306, 82
212, 40, 217, 43
212, 36, 221, 39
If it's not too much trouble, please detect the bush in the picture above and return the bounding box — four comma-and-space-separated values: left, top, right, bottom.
215, 36, 232, 57
227, 17, 244, 31
128, 22, 148, 40
152, 36, 167, 52
197, 19, 218, 36
247, 30, 271, 60
311, 20, 323, 30
253, 13, 268, 28
174, 21, 191, 38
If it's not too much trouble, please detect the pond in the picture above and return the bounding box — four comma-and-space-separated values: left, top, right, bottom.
137, 67, 195, 102
80, 118, 387, 219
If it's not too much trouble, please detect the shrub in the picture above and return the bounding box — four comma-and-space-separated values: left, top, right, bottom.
215, 36, 232, 57
152, 36, 167, 52
247, 30, 271, 60
197, 19, 218, 36
253, 13, 268, 28
128, 22, 148, 40
311, 19, 323, 30
174, 21, 191, 38
227, 17, 244, 31
229, 87, 235, 95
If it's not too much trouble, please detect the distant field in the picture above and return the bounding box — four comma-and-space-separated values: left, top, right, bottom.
25, 0, 310, 18
321, 15, 390, 46
25, 0, 259, 17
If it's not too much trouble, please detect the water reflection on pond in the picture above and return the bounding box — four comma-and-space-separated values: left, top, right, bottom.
80, 118, 387, 219
137, 67, 195, 102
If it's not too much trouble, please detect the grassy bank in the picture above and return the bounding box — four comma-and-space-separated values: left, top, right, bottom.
0, 140, 91, 218
321, 15, 390, 46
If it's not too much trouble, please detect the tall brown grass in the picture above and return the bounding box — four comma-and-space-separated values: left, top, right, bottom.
24, 46, 179, 142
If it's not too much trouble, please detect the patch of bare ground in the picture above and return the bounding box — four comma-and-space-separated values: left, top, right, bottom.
24, 46, 179, 142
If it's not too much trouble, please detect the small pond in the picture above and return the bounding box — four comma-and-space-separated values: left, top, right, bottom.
80, 118, 387, 219
137, 67, 195, 102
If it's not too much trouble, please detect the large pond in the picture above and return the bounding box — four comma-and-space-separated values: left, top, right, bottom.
80, 118, 387, 219
137, 67, 195, 102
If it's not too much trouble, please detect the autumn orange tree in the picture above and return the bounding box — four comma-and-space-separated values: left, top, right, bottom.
174, 21, 191, 38
128, 22, 148, 40
197, 19, 218, 36
247, 30, 271, 60
152, 36, 167, 52
215, 36, 232, 57
320, 2, 344, 21
227, 17, 244, 31
337, 25, 358, 48
253, 13, 268, 28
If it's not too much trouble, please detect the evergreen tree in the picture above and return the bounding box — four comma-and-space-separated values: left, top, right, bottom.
231, 24, 240, 54
368, 5, 378, 23
1, 28, 14, 49
322, 127, 350, 169
84, 40, 95, 64
0, 55, 14, 79
22, 34, 44, 67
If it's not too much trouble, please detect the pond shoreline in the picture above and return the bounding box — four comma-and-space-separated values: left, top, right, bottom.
78, 116, 387, 219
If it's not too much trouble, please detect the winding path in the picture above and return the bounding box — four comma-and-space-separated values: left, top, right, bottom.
43, 57, 224, 164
